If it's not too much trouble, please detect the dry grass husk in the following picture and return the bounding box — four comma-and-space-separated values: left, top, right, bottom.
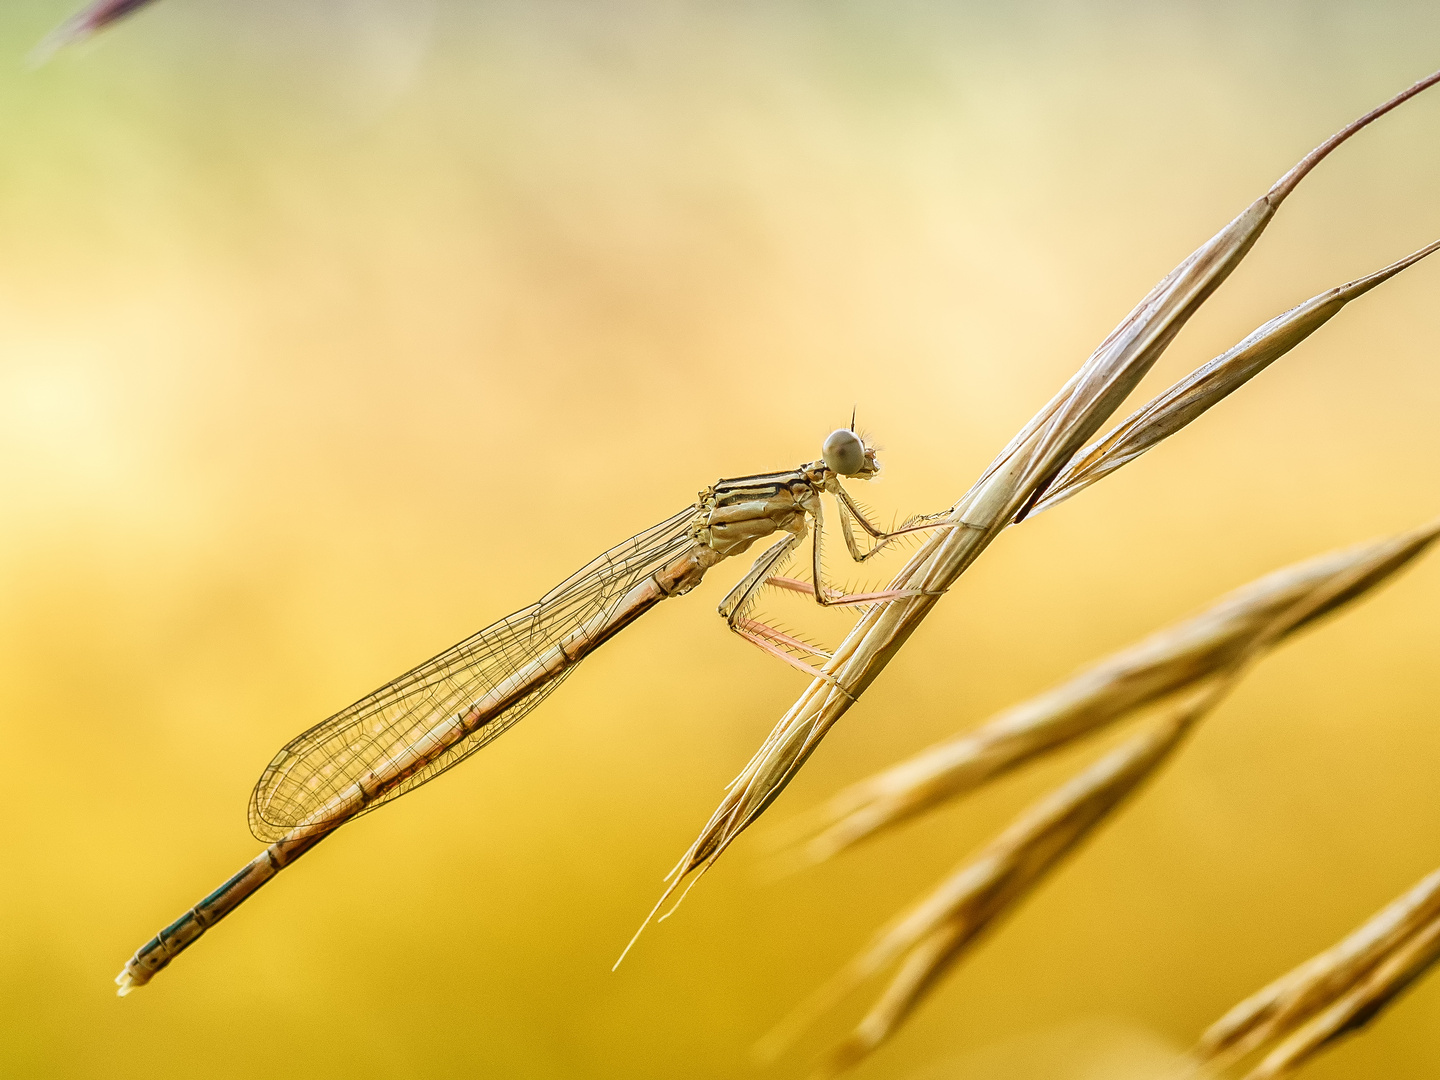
757, 517, 1440, 1074
627, 68, 1440, 959
1032, 238, 1440, 514
1188, 868, 1440, 1080
779, 521, 1440, 865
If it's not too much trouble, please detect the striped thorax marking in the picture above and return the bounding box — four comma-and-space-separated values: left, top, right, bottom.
694, 465, 824, 559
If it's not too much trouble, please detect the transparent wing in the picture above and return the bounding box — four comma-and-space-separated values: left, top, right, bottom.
248, 505, 698, 842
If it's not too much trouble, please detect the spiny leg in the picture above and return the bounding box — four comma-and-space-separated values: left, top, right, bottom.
800, 493, 935, 608
717, 532, 802, 625
720, 499, 945, 683
729, 619, 845, 685
718, 531, 853, 687
831, 481, 950, 564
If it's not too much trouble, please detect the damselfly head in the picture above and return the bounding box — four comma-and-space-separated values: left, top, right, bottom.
822, 428, 877, 478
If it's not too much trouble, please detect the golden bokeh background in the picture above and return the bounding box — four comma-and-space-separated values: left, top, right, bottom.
2, 1, 1438, 1077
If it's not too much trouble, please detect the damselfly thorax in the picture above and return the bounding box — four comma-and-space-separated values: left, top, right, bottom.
693, 467, 825, 559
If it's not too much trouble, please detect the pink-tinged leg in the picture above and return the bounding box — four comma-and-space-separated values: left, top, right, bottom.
765, 576, 816, 595
733, 619, 853, 697
736, 617, 832, 659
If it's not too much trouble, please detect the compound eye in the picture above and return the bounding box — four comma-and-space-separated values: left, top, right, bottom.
822, 429, 866, 476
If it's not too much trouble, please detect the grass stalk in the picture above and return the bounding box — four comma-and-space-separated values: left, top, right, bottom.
1032, 239, 1440, 513
631, 69, 1440, 959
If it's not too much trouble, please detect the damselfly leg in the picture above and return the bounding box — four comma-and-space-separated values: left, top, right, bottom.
718, 479, 948, 682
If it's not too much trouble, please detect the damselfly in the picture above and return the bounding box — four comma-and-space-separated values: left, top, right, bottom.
116, 427, 939, 993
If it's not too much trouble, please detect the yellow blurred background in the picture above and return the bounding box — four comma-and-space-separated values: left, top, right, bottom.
2, 1, 1438, 1077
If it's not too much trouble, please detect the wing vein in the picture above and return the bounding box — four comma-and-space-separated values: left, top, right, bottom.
247, 505, 698, 841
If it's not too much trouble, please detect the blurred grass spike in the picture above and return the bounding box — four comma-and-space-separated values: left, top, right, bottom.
755, 680, 1226, 1074
644, 66, 1440, 952
761, 517, 1440, 1074
815, 685, 1226, 1079
1189, 867, 1440, 1079
32, 0, 160, 63
776, 519, 1440, 865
